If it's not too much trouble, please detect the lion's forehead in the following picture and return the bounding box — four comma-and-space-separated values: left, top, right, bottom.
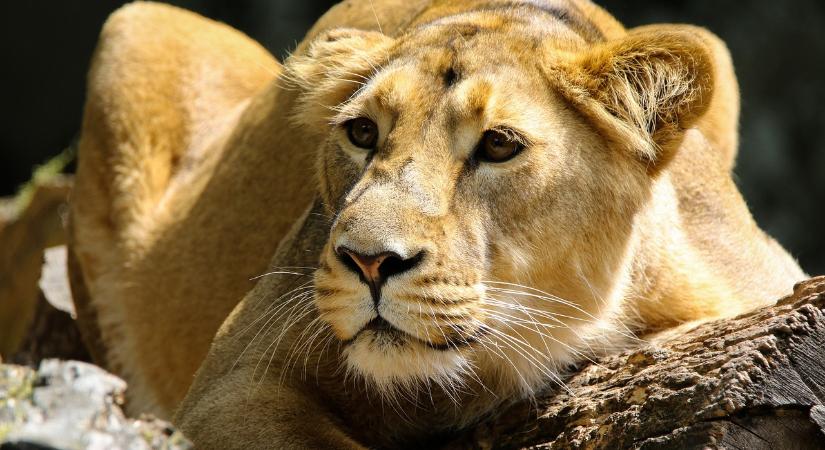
343, 23, 582, 141
405, 0, 605, 46
350, 56, 554, 145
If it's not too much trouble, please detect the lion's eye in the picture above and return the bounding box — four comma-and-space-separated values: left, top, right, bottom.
346, 117, 379, 149
477, 129, 523, 162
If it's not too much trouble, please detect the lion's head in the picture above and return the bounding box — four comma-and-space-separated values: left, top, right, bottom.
285, 3, 714, 396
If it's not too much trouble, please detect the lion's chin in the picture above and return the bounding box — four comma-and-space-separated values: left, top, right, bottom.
342, 330, 471, 392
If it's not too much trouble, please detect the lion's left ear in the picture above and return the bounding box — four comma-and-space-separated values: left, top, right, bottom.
285, 28, 395, 131
547, 25, 715, 171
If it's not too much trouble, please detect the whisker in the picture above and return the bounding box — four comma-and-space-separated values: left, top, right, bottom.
282, 314, 326, 382
477, 306, 606, 369
485, 287, 640, 342
249, 270, 314, 281
313, 331, 338, 382
241, 298, 315, 412
237, 282, 315, 337
484, 283, 599, 320
432, 311, 497, 400
478, 322, 572, 395
250, 300, 316, 388
368, 0, 383, 34
231, 290, 314, 372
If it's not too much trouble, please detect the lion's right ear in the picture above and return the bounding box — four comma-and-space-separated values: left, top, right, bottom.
285, 28, 395, 131
546, 25, 716, 172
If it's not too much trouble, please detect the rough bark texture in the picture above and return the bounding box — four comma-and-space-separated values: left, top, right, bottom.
452, 276, 825, 449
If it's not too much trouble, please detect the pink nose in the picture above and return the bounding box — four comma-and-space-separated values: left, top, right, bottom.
343, 250, 392, 286
335, 247, 425, 303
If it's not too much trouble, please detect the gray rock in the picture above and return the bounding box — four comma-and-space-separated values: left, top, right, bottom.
0, 360, 190, 450
38, 246, 74, 318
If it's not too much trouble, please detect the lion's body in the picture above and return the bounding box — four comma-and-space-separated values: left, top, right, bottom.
70, 0, 805, 447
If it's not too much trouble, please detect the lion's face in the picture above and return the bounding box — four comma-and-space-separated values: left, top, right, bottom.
288, 10, 713, 394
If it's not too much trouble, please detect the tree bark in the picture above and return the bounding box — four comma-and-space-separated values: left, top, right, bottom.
452, 276, 825, 449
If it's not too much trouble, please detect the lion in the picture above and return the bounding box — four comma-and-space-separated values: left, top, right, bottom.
69, 0, 806, 447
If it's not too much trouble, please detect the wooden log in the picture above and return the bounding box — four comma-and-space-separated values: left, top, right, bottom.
452, 276, 825, 449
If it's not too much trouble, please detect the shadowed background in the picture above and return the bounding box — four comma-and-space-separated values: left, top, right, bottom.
1, 0, 823, 274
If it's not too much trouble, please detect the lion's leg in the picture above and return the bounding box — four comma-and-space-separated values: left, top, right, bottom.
177, 374, 364, 450
70, 3, 315, 417
72, 0, 435, 421
177, 338, 365, 450
174, 203, 363, 448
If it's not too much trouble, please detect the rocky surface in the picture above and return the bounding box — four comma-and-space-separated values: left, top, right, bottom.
0, 360, 191, 450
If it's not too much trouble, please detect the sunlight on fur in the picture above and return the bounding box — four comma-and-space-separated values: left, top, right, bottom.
69, 1, 807, 447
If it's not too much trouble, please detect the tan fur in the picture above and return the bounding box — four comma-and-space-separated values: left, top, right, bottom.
70, 0, 806, 447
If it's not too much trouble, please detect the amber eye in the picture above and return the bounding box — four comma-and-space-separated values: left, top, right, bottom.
346, 117, 379, 149
477, 129, 523, 162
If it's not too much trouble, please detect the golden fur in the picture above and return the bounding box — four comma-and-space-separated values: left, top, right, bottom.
69, 0, 806, 447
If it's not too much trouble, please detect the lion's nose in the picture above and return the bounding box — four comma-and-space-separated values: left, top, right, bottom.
336, 247, 424, 303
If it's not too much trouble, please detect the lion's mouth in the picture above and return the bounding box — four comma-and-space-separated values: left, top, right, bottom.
344, 316, 407, 348
362, 316, 396, 333
356, 316, 406, 340
348, 315, 484, 351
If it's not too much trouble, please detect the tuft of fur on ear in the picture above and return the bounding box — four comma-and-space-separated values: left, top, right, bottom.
548, 25, 715, 170
284, 28, 395, 133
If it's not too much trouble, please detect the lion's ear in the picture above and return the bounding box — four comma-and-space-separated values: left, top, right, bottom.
285, 28, 395, 131
548, 25, 715, 171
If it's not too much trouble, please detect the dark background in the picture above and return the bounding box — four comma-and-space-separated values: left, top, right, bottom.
1, 1, 823, 274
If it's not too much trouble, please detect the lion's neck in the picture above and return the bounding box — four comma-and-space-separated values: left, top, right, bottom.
626, 170, 747, 329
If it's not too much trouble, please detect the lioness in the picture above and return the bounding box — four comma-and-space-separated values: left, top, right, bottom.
69, 0, 806, 447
